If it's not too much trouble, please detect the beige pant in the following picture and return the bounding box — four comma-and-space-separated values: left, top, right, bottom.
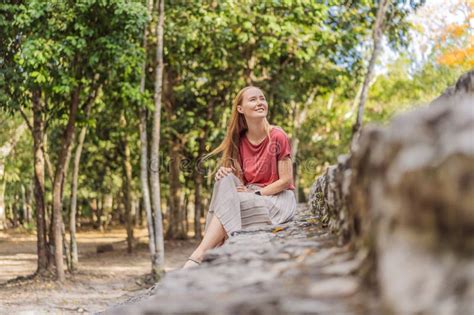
204, 173, 296, 237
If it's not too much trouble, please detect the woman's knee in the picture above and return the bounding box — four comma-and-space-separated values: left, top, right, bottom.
215, 172, 241, 186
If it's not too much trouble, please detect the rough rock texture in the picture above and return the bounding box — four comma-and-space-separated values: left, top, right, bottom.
104, 205, 377, 314
310, 71, 474, 315
308, 155, 354, 245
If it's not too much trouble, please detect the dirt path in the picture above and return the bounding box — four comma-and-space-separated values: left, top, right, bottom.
0, 227, 199, 314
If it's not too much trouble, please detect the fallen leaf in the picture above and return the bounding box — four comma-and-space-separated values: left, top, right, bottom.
272, 226, 285, 233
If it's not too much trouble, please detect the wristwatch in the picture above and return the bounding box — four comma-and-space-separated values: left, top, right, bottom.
255, 190, 262, 196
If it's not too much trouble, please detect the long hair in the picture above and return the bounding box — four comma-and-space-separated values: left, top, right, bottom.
204, 86, 271, 181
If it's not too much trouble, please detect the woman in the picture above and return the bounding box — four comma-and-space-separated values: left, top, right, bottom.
183, 86, 297, 269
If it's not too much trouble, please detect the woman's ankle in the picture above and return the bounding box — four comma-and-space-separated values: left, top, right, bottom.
189, 249, 205, 262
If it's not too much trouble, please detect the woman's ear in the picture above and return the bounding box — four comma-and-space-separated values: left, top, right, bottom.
237, 106, 243, 113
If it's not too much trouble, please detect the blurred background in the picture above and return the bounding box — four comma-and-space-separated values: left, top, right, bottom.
0, 0, 472, 312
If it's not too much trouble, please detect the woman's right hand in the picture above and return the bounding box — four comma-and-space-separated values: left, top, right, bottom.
215, 166, 234, 181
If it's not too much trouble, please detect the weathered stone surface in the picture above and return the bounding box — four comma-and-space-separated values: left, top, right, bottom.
309, 70, 474, 315
104, 205, 376, 315
308, 155, 353, 245
351, 71, 474, 315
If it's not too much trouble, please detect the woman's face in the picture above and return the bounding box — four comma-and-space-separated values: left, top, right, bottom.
237, 87, 268, 120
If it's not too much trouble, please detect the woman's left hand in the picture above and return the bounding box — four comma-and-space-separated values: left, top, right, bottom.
236, 185, 249, 192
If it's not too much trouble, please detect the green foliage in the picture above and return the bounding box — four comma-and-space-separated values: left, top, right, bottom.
1, 0, 147, 113
0, 0, 147, 226
297, 56, 462, 192
2, 0, 443, 232
161, 0, 423, 192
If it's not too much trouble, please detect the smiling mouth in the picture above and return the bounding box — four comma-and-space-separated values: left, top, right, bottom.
256, 108, 265, 112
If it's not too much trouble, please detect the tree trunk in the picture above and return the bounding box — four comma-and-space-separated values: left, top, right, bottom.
52, 86, 81, 282
138, 199, 144, 227
184, 193, 189, 236
291, 89, 316, 203
20, 184, 26, 225
120, 114, 135, 254
133, 199, 139, 227
91, 198, 99, 228
352, 0, 390, 136
193, 97, 215, 239
0, 166, 6, 230
166, 141, 186, 239
103, 194, 113, 230
69, 122, 87, 271
63, 222, 71, 272
32, 91, 49, 273
68, 85, 98, 270
0, 122, 27, 229
149, 0, 165, 277
138, 0, 158, 273
48, 200, 55, 269
97, 196, 104, 230
43, 134, 55, 184
44, 133, 56, 270
290, 105, 300, 203
60, 130, 74, 268
194, 170, 204, 240
25, 183, 33, 224
12, 201, 18, 227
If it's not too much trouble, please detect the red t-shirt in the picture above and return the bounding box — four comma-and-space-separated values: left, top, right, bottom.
239, 126, 295, 190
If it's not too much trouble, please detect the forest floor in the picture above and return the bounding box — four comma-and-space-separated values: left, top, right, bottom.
0, 226, 198, 314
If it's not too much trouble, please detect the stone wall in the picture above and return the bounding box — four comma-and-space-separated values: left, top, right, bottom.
309, 71, 474, 315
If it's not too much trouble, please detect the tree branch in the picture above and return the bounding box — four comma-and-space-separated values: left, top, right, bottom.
0, 123, 27, 158
19, 107, 33, 133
